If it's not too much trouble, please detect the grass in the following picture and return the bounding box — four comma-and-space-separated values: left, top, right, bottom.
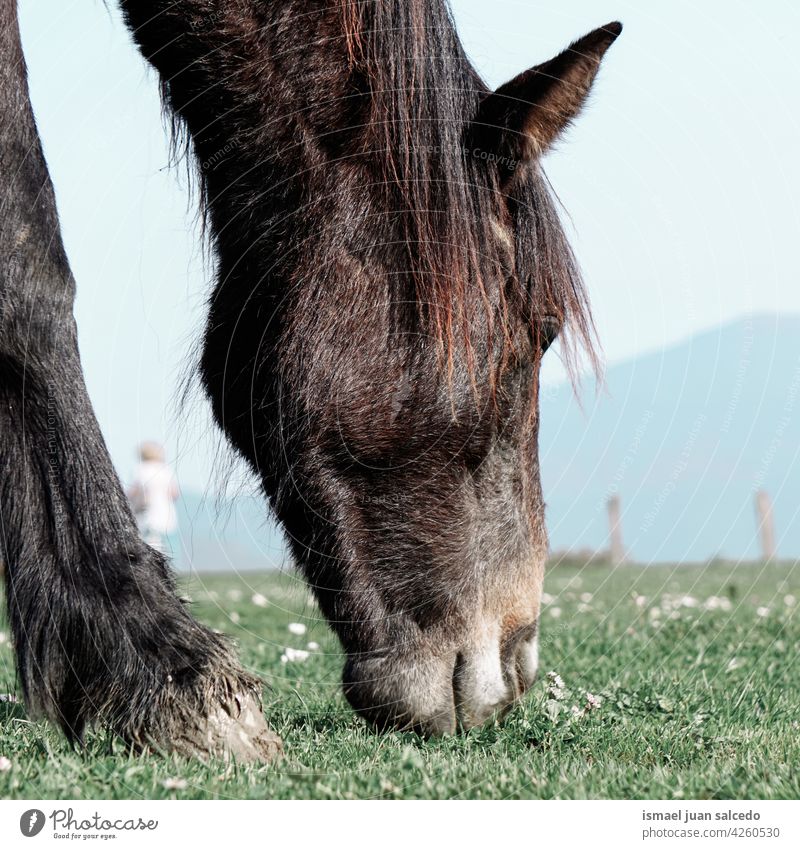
1, 559, 798, 799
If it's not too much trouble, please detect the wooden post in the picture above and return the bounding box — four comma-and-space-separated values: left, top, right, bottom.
755, 490, 777, 561
607, 494, 626, 566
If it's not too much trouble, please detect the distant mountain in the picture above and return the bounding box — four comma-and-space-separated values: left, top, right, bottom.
540, 314, 800, 562
171, 315, 799, 570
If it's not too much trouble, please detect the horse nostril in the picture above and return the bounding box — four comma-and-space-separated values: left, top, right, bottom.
453, 619, 540, 729
500, 619, 540, 695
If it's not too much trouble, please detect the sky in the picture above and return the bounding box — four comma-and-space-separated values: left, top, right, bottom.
18, 0, 800, 492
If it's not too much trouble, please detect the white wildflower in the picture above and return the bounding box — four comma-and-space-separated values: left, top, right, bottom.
541, 592, 555, 605
281, 647, 310, 664
162, 777, 188, 791
0, 694, 18, 703
380, 778, 401, 794
549, 607, 562, 619
307, 641, 320, 651
585, 692, 602, 710
726, 657, 743, 672
547, 671, 566, 700
0, 632, 7, 644
756, 606, 770, 618
251, 593, 268, 608
0, 756, 11, 772
288, 622, 307, 636
580, 592, 593, 603
229, 611, 240, 624
226, 589, 243, 602
680, 595, 699, 608
633, 594, 647, 608
784, 595, 796, 608
570, 705, 582, 718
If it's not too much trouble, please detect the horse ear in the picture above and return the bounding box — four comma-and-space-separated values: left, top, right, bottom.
472, 22, 621, 181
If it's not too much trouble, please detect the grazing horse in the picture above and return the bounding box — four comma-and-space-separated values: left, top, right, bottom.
0, 0, 619, 759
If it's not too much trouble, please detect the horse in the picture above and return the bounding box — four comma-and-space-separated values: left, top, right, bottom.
0, 0, 620, 760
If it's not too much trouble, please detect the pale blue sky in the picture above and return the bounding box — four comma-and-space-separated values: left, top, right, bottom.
19, 0, 800, 492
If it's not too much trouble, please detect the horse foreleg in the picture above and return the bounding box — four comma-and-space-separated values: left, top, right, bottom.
0, 0, 280, 762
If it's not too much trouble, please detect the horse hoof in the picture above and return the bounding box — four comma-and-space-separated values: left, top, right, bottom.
168, 691, 283, 764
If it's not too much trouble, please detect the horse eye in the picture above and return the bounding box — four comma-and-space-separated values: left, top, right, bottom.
539, 315, 561, 353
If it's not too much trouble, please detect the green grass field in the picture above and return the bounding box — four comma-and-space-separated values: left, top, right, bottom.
1, 559, 798, 799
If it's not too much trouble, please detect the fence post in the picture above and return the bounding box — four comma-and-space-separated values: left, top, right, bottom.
754, 490, 777, 562
607, 494, 626, 566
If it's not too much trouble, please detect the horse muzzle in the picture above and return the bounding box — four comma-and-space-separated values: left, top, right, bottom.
342, 619, 540, 734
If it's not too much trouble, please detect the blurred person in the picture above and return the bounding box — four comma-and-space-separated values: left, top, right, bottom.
127, 440, 179, 553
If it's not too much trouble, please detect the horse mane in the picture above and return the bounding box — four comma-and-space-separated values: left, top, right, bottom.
512, 171, 600, 381
153, 0, 598, 385
340, 0, 598, 382
341, 0, 494, 364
